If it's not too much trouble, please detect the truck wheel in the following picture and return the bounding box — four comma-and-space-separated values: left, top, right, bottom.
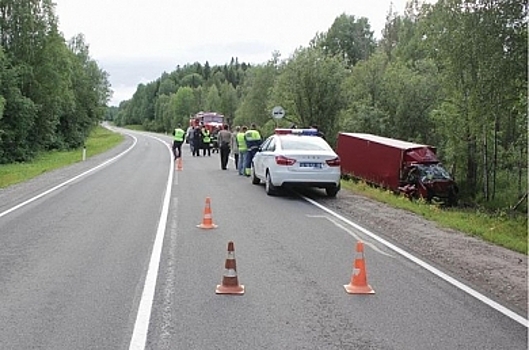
326, 184, 340, 197
251, 167, 260, 185
265, 171, 278, 196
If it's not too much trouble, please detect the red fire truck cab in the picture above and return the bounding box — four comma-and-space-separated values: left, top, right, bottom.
189, 112, 225, 132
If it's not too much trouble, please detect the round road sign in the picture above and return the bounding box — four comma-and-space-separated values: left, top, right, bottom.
272, 106, 285, 119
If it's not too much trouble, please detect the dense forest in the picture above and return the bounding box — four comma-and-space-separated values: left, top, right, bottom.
1, 1, 527, 211
0, 0, 110, 163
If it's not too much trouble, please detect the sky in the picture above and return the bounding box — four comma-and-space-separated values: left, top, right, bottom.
54, 0, 422, 106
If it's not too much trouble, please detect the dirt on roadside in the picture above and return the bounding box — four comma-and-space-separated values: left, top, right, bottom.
317, 189, 528, 317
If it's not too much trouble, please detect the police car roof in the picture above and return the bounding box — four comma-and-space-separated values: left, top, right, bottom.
274, 128, 319, 136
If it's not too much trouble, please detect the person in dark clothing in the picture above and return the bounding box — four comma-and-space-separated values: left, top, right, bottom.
217, 124, 232, 170
192, 126, 202, 157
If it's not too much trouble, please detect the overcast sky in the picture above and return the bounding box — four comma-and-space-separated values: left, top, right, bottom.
54, 1, 422, 106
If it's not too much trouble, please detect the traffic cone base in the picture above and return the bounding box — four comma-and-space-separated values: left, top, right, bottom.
216, 241, 244, 295
344, 283, 375, 294
197, 222, 218, 229
216, 283, 245, 295
344, 241, 375, 295
197, 197, 217, 229
176, 157, 183, 171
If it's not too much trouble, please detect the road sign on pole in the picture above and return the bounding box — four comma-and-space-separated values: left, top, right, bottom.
272, 106, 285, 120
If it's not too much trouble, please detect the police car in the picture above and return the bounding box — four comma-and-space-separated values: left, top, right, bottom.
251, 128, 341, 197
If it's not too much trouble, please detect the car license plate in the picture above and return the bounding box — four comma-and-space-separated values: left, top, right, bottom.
300, 162, 322, 168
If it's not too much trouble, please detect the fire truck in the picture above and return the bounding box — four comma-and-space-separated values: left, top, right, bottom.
189, 112, 225, 132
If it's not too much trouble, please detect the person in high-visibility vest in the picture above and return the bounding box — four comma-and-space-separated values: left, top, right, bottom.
244, 123, 262, 176
172, 124, 186, 160
236, 126, 248, 175
201, 126, 212, 156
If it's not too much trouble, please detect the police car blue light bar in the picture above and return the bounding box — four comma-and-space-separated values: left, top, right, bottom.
275, 128, 319, 136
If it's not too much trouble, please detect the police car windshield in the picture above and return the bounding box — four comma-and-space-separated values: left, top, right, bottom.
280, 137, 332, 151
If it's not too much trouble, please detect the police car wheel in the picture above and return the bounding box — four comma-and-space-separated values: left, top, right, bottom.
325, 184, 340, 198
251, 167, 260, 185
265, 171, 278, 196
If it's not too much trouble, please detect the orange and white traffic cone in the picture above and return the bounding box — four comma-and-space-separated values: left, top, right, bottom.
197, 197, 217, 229
216, 241, 244, 295
176, 157, 183, 171
344, 241, 375, 294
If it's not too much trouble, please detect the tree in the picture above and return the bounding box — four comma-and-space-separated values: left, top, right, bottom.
234, 62, 278, 130
180, 73, 203, 88
423, 0, 527, 201
158, 75, 177, 96
380, 59, 440, 143
219, 82, 238, 124
0, 47, 38, 162
154, 94, 171, 132
169, 87, 195, 127
313, 13, 376, 67
273, 47, 347, 144
204, 85, 221, 112
340, 52, 389, 135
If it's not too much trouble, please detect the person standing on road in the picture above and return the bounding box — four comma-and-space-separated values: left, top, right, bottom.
231, 126, 240, 170
236, 126, 248, 176
244, 123, 262, 176
192, 125, 202, 157
201, 126, 212, 156
172, 124, 186, 160
186, 125, 195, 154
217, 124, 232, 170
210, 126, 219, 154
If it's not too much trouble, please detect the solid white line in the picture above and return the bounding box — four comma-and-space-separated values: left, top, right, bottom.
301, 195, 529, 328
128, 135, 174, 350
0, 134, 137, 220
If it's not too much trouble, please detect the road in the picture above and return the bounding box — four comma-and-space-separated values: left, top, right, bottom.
0, 128, 526, 350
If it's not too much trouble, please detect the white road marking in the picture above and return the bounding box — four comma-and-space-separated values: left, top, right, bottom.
307, 214, 393, 257
0, 134, 137, 219
301, 195, 528, 328
128, 134, 174, 350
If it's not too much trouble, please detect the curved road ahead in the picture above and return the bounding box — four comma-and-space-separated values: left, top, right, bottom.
0, 128, 526, 350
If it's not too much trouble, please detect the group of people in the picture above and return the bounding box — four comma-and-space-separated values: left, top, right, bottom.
172, 122, 263, 173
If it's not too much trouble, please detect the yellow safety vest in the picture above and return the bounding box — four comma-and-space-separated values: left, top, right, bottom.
236, 132, 247, 152
202, 130, 211, 143
174, 128, 185, 142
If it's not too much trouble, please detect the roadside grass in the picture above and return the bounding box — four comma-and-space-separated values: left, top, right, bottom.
0, 125, 124, 189
341, 179, 528, 255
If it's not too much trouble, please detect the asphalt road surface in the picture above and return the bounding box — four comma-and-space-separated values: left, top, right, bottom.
0, 128, 526, 350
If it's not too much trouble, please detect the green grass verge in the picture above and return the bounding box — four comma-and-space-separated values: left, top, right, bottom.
0, 125, 124, 188
341, 180, 527, 255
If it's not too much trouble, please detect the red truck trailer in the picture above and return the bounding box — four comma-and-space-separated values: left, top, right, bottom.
336, 133, 458, 206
